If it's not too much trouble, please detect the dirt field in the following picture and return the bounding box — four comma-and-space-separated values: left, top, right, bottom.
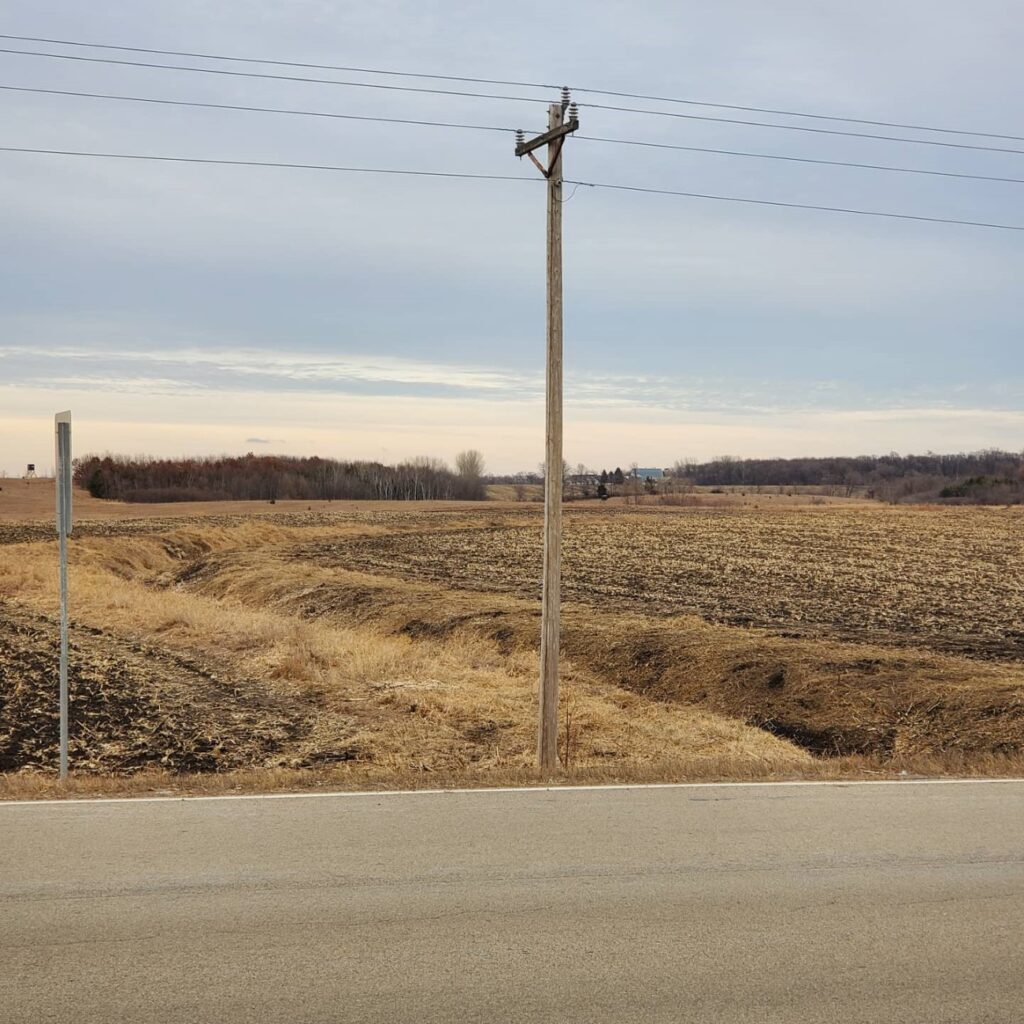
330, 505, 1024, 660
2, 486, 1022, 796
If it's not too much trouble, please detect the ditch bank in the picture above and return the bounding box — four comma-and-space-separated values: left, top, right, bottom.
167, 549, 1024, 764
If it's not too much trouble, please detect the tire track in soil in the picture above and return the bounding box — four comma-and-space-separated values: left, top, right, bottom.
0, 602, 348, 774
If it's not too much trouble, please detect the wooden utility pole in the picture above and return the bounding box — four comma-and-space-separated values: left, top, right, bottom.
54, 410, 72, 781
515, 90, 579, 771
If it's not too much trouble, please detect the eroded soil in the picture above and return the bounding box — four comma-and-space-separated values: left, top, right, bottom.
0, 603, 348, 773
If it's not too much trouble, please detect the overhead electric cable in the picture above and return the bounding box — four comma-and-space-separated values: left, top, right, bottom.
572, 87, 1024, 143
0, 32, 561, 92
0, 145, 536, 182
0, 48, 547, 106
2, 144, 1021, 232
0, 84, 515, 134
565, 178, 1024, 231
1, 31, 1020, 143
578, 101, 1024, 156
576, 135, 1024, 185
6, 83, 1020, 185
3, 48, 1021, 157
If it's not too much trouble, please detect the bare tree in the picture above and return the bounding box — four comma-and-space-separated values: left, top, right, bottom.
455, 449, 486, 500
572, 462, 590, 499
455, 449, 485, 479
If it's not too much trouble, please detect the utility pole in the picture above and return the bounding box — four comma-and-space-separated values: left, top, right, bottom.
54, 410, 72, 781
515, 89, 579, 772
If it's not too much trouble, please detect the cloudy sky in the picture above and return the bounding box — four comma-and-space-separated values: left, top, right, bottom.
1, 0, 1022, 475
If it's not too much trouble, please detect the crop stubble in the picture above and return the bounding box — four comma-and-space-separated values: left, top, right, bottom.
4, 501, 1024, 790
328, 505, 1024, 661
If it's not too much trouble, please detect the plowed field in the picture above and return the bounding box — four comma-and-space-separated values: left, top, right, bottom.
322, 506, 1024, 660
3, 497, 1024, 793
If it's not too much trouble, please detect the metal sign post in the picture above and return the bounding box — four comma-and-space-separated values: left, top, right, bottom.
54, 411, 72, 780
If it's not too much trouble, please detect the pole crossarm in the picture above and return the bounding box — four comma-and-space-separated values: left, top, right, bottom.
515, 106, 579, 178
515, 118, 580, 159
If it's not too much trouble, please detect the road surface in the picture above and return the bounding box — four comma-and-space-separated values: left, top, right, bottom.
2, 781, 1023, 1023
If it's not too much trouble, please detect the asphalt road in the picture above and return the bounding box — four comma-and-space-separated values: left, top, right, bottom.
3, 781, 1023, 1024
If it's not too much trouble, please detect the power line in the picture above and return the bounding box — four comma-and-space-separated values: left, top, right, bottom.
566, 178, 1024, 232
0, 48, 546, 106
4, 47, 1022, 157
577, 135, 1024, 185
573, 87, 1024, 143
2, 144, 1021, 232
0, 145, 537, 182
0, 85, 515, 134
580, 101, 1024, 156
1, 31, 1019, 143
7, 82, 1019, 187
0, 32, 561, 92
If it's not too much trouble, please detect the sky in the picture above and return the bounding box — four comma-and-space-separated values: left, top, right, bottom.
1, 0, 1022, 475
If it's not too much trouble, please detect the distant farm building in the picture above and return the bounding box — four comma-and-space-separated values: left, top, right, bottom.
631, 467, 664, 480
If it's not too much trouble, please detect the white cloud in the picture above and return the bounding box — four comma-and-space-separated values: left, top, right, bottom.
0, 343, 538, 394
1, 0, 1020, 475
3, 380, 1022, 478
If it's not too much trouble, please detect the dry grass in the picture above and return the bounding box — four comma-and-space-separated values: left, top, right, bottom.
487, 483, 543, 502
175, 547, 1024, 759
0, 525, 811, 787
5, 749, 1023, 803
3, 502, 1023, 798
0, 479, 505, 522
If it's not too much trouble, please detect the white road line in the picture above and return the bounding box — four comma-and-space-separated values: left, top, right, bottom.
3, 777, 1023, 807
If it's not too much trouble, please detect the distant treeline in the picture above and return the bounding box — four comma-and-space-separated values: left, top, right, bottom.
75, 453, 487, 503
672, 450, 1024, 503
674, 450, 1020, 487
489, 449, 1024, 504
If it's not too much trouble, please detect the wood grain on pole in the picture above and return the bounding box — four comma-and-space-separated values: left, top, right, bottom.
538, 101, 564, 772
55, 413, 71, 781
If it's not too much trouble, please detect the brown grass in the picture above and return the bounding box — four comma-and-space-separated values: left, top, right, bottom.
3, 503, 1023, 799
170, 546, 1024, 761
0, 479, 511, 523
487, 483, 543, 502
6, 758, 1021, 803
0, 525, 810, 787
